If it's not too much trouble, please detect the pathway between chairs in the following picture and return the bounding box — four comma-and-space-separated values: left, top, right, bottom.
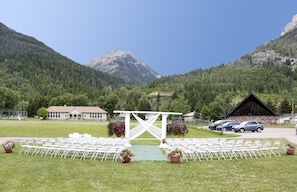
131, 145, 168, 161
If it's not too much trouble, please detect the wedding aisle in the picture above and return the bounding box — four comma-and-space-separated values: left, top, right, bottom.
131, 145, 167, 161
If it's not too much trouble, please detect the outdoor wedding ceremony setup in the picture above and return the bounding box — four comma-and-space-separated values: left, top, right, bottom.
6, 111, 283, 164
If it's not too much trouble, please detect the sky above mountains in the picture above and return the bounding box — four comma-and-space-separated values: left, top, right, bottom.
1, 0, 297, 76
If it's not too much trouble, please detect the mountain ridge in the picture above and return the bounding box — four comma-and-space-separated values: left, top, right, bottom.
86, 49, 161, 85
2, 13, 297, 117
0, 22, 124, 99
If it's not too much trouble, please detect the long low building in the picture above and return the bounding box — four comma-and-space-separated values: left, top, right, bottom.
47, 106, 107, 121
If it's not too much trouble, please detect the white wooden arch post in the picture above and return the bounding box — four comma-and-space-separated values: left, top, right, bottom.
113, 111, 182, 147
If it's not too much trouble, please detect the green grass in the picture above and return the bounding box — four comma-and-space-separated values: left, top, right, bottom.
1, 119, 297, 192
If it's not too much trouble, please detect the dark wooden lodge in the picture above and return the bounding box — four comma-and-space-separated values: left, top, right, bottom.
227, 93, 277, 125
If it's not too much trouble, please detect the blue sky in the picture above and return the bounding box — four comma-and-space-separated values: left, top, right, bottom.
1, 1, 297, 76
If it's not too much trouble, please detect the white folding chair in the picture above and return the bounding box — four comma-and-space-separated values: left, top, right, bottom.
260, 141, 272, 158
101, 144, 117, 161
270, 140, 281, 156
184, 143, 198, 161
91, 142, 106, 161
19, 139, 31, 154
23, 139, 37, 155
31, 139, 48, 155
80, 142, 94, 160
113, 143, 126, 161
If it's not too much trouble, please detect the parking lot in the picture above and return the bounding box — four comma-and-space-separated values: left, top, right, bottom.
231, 128, 297, 144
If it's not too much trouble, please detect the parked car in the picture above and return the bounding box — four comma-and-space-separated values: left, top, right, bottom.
233, 121, 264, 133
208, 120, 235, 130
216, 121, 240, 131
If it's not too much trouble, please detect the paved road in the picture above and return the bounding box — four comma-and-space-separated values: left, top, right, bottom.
228, 128, 297, 144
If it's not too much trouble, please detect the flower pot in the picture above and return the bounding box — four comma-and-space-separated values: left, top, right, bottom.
122, 156, 131, 163
170, 156, 180, 163
287, 148, 294, 155
4, 148, 13, 153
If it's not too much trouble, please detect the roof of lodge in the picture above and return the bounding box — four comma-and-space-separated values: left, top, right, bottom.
227, 93, 277, 117
47, 106, 107, 113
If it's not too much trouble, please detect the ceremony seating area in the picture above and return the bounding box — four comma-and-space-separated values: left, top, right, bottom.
164, 138, 282, 161
18, 132, 283, 162
18, 133, 131, 161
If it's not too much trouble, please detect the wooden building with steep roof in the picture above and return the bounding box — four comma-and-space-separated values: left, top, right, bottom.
226, 93, 277, 125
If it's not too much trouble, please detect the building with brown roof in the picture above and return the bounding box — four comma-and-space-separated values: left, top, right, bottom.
47, 106, 107, 121
226, 93, 277, 125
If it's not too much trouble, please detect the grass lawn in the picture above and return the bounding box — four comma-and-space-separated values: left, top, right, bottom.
1, 119, 297, 192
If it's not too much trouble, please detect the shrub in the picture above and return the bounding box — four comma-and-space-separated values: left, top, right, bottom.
166, 121, 188, 135
37, 107, 48, 120
107, 121, 125, 137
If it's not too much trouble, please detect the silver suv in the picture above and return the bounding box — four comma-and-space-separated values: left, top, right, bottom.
233, 121, 264, 133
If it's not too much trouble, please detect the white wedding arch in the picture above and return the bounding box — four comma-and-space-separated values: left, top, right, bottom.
113, 111, 182, 146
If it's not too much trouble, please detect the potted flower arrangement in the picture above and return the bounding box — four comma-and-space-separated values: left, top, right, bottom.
2, 140, 15, 153
120, 148, 135, 163
285, 143, 295, 155
168, 148, 182, 163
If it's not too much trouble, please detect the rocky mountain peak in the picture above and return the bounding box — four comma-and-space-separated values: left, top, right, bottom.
86, 49, 161, 85
280, 14, 297, 36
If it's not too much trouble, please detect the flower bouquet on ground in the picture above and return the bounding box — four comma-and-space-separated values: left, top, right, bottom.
120, 148, 135, 163
2, 140, 15, 153
168, 148, 182, 163
285, 143, 295, 155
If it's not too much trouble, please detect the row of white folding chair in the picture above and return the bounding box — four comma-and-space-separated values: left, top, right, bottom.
52, 136, 131, 148
199, 140, 266, 160
19, 139, 38, 155
166, 138, 224, 146
211, 140, 280, 160
166, 142, 224, 161
166, 139, 281, 161
48, 141, 126, 161
68, 142, 126, 161
66, 137, 131, 147
166, 139, 234, 161
69, 133, 92, 139
19, 138, 128, 161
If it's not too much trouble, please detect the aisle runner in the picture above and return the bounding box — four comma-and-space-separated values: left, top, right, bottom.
131, 145, 168, 161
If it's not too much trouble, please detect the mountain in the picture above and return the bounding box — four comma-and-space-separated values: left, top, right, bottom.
2, 13, 297, 117
0, 22, 124, 100
146, 14, 297, 114
281, 14, 297, 36
229, 13, 297, 67
227, 16, 297, 67
86, 49, 161, 85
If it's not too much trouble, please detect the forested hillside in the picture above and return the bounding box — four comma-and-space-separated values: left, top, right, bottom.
144, 28, 297, 119
1, 22, 297, 120
0, 23, 124, 115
